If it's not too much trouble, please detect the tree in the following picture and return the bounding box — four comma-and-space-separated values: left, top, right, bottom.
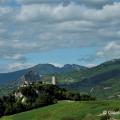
34, 92, 54, 107
0, 98, 4, 117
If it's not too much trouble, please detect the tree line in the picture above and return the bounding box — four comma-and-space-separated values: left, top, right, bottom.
0, 82, 95, 117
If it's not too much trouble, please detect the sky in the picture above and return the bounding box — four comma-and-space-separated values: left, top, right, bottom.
0, 0, 120, 73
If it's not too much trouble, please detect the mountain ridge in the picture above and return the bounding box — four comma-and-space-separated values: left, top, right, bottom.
0, 63, 86, 85
0, 58, 120, 99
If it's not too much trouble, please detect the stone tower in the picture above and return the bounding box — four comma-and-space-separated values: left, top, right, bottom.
52, 76, 56, 85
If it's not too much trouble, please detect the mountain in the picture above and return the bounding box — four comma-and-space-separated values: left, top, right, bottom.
64, 59, 120, 99
0, 64, 86, 86
0, 59, 120, 99
60, 64, 86, 73
18, 70, 41, 83
76, 59, 120, 86
30, 64, 86, 74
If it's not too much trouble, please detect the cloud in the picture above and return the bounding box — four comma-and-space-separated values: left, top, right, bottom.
0, 0, 13, 4
16, 0, 113, 8
0, 1, 120, 72
2, 54, 27, 62
97, 41, 120, 60
8, 63, 33, 72
80, 0, 113, 8
14, 2, 120, 51
78, 55, 96, 62
0, 63, 34, 73
86, 63, 97, 68
49, 62, 64, 68
17, 2, 120, 22
0, 6, 13, 15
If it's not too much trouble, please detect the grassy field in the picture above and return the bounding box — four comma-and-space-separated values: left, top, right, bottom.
1, 100, 120, 120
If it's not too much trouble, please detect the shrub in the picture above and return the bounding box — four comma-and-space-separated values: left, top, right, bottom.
100, 114, 111, 120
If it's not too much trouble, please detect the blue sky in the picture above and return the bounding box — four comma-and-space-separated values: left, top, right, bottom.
27, 47, 100, 65
0, 0, 120, 72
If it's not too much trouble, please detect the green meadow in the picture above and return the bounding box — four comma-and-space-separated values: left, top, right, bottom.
1, 100, 120, 120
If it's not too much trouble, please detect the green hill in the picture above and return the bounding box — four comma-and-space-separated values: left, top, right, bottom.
61, 59, 120, 99
1, 59, 120, 99
1, 100, 120, 120
63, 59, 120, 84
